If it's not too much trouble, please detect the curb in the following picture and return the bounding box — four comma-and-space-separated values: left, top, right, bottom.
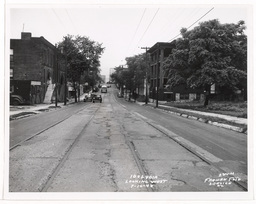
144, 103, 247, 134
10, 101, 77, 121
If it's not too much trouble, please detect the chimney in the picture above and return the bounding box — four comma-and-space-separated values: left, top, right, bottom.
21, 32, 32, 40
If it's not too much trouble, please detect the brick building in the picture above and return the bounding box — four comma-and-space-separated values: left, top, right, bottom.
10, 32, 66, 104
148, 41, 204, 102
148, 42, 175, 101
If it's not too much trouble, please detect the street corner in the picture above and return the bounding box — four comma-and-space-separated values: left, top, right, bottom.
10, 111, 39, 120
9, 104, 62, 120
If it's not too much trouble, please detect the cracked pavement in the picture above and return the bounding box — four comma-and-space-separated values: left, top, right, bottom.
9, 92, 246, 192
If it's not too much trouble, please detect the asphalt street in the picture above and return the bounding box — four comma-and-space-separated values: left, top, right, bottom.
116, 94, 247, 175
8, 86, 247, 194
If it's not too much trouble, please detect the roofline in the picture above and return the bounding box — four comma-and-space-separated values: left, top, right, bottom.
148, 41, 176, 53
33, 37, 56, 49
10, 36, 56, 50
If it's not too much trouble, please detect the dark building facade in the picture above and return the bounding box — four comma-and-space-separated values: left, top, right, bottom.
148, 42, 175, 101
10, 32, 66, 104
148, 41, 204, 102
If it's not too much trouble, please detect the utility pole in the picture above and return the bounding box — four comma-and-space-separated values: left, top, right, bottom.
63, 37, 67, 105
156, 44, 160, 108
55, 48, 59, 107
141, 47, 150, 105
64, 52, 67, 105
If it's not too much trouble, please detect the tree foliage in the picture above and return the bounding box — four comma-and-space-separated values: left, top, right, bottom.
57, 35, 104, 102
111, 53, 148, 95
126, 53, 148, 89
163, 19, 247, 98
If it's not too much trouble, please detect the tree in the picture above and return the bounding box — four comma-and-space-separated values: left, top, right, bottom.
57, 35, 104, 102
163, 19, 247, 106
125, 53, 147, 100
110, 66, 131, 94
111, 53, 148, 100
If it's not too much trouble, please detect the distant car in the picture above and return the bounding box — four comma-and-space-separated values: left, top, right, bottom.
117, 92, 123, 98
92, 94, 102, 103
92, 86, 99, 92
84, 93, 92, 102
10, 94, 25, 105
101, 85, 107, 93
107, 84, 111, 88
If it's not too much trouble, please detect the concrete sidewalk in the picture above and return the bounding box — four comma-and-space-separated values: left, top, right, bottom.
10, 95, 247, 134
9, 94, 86, 117
158, 103, 246, 125
135, 101, 247, 134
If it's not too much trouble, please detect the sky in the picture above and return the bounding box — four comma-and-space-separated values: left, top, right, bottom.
8, 2, 251, 81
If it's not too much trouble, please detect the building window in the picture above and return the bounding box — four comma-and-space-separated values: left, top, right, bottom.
10, 49, 14, 79
180, 93, 189, 100
10, 85, 14, 93
175, 93, 180, 101
10, 49, 14, 62
10, 69, 13, 79
211, 83, 216, 94
50, 53, 53, 67
43, 50, 47, 64
189, 93, 197, 100
163, 78, 168, 85
47, 49, 49, 65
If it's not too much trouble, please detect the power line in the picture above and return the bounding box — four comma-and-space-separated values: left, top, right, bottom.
137, 8, 160, 46
52, 9, 67, 33
168, 7, 214, 42
126, 8, 147, 55
130, 8, 147, 45
153, 7, 199, 42
65, 9, 78, 34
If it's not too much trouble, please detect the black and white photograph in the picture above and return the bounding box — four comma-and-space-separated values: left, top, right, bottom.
1, 0, 255, 203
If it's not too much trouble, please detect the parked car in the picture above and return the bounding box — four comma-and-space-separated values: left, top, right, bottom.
117, 92, 123, 98
92, 94, 102, 103
84, 93, 92, 102
92, 86, 99, 92
10, 94, 25, 105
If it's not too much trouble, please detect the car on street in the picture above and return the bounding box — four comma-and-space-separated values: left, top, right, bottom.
117, 92, 123, 98
83, 93, 92, 102
10, 94, 26, 105
92, 86, 99, 92
101, 85, 107, 93
92, 94, 102, 103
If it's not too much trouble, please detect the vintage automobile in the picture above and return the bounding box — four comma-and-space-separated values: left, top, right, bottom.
10, 94, 26, 105
83, 93, 92, 102
101, 85, 107, 93
92, 86, 99, 92
117, 92, 123, 98
92, 94, 102, 103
